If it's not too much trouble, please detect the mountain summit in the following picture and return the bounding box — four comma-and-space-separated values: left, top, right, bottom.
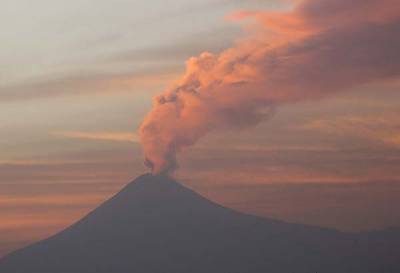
1, 174, 399, 273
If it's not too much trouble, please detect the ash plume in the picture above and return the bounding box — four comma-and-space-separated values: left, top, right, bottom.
139, 0, 400, 174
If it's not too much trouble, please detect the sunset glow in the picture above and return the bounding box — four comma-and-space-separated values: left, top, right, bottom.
1, 0, 400, 258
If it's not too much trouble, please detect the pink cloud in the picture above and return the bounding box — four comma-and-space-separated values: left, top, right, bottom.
139, 0, 400, 174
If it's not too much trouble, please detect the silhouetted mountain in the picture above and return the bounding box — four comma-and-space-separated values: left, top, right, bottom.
1, 174, 399, 273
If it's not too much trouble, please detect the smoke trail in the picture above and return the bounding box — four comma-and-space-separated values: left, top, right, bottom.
139, 0, 400, 174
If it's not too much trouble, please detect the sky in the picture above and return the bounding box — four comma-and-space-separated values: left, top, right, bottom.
1, 0, 400, 257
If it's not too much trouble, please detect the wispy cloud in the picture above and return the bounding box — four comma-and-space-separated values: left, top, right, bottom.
52, 131, 139, 143
302, 114, 400, 148
0, 194, 106, 208
0, 69, 180, 104
0, 159, 108, 167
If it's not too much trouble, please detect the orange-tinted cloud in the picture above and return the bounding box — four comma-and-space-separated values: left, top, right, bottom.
139, 0, 400, 174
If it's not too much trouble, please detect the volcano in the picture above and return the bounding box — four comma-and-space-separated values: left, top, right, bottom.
0, 174, 399, 273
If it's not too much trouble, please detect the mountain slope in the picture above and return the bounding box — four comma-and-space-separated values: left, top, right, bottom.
0, 174, 399, 273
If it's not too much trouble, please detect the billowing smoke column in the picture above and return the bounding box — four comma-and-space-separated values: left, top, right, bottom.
139, 0, 400, 174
